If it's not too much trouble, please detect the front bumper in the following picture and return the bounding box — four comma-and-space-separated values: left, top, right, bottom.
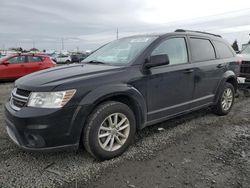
4, 102, 86, 151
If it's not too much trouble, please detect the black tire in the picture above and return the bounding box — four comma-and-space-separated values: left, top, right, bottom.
212, 82, 235, 116
66, 60, 71, 64
83, 101, 136, 160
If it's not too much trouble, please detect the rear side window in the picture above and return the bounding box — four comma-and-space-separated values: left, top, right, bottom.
189, 38, 216, 62
27, 56, 43, 62
151, 37, 188, 65
214, 41, 234, 58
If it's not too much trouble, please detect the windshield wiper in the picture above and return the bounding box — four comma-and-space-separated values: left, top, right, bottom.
83, 60, 106, 64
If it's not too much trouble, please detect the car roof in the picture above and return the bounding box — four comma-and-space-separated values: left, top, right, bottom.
7, 53, 48, 58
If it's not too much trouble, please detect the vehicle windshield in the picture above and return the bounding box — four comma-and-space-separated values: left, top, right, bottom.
0, 55, 10, 62
241, 45, 250, 54
82, 36, 157, 65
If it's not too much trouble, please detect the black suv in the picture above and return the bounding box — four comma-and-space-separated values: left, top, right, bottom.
5, 30, 240, 160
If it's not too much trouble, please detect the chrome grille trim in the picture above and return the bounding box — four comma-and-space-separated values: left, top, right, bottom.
9, 88, 30, 111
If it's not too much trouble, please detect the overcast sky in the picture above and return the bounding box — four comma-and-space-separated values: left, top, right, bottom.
1, 0, 250, 51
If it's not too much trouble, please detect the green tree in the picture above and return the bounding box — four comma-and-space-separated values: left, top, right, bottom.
232, 40, 239, 52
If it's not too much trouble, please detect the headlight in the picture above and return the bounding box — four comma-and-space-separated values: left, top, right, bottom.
27, 89, 76, 108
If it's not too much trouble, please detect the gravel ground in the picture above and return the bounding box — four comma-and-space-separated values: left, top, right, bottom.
0, 82, 249, 188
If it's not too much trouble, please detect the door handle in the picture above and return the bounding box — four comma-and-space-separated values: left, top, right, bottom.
183, 69, 194, 74
217, 64, 224, 68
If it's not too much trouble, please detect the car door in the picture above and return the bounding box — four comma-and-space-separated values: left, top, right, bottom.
146, 37, 195, 123
188, 37, 225, 108
0, 55, 26, 79
26, 55, 43, 74
57, 55, 65, 62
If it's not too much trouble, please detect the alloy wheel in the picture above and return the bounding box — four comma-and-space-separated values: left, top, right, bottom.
98, 113, 130, 151
221, 88, 233, 111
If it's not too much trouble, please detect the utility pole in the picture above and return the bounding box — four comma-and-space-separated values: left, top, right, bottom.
61, 38, 64, 50
32, 40, 35, 48
116, 28, 119, 40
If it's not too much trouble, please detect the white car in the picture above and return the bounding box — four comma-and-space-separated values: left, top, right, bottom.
55, 54, 71, 64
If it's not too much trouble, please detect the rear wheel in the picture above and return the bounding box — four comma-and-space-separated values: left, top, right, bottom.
83, 101, 136, 160
212, 82, 235, 116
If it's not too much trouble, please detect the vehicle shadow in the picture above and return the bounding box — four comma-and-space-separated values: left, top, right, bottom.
136, 108, 211, 139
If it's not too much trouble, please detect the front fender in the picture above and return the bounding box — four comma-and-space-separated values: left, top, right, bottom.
79, 84, 147, 128
222, 70, 237, 80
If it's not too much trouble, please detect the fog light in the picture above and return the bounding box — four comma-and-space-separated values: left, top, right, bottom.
25, 134, 45, 148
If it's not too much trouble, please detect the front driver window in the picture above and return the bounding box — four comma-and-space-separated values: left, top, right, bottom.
151, 38, 188, 65
8, 56, 26, 64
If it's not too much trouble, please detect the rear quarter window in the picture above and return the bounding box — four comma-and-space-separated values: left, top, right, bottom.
213, 40, 235, 58
189, 38, 216, 62
27, 56, 43, 62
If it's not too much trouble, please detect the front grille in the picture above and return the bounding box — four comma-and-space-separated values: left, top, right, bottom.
16, 89, 31, 97
10, 88, 30, 111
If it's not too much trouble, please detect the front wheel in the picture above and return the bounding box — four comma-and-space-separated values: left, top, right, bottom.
83, 101, 136, 160
65, 60, 71, 64
212, 82, 235, 116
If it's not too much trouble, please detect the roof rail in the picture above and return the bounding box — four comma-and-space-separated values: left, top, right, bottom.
175, 29, 222, 38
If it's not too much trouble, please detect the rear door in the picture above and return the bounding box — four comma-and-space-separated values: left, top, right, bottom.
26, 55, 43, 74
213, 40, 238, 75
0, 55, 26, 79
188, 37, 225, 108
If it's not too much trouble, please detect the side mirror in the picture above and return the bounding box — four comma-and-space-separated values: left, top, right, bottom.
2, 61, 9, 65
145, 54, 169, 69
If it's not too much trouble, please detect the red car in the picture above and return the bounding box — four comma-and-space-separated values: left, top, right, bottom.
0, 54, 56, 80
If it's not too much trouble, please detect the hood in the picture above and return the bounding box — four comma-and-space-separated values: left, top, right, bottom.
16, 63, 123, 91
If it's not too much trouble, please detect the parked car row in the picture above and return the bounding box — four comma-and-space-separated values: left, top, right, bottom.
51, 53, 88, 64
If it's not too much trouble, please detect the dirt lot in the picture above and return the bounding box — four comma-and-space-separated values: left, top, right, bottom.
0, 82, 249, 188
